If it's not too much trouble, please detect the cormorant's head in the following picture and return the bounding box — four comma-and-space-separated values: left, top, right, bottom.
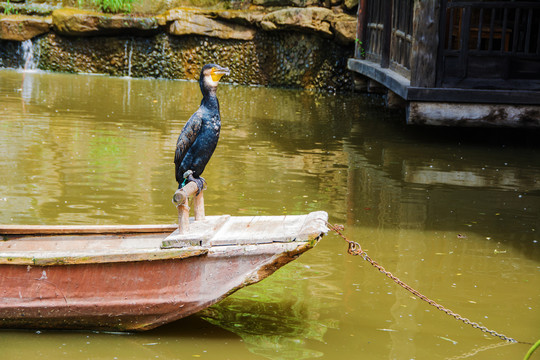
199, 64, 230, 95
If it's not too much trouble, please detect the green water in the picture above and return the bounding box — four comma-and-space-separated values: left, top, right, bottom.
0, 69, 539, 359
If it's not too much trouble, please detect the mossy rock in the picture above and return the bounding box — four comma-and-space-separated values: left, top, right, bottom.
52, 7, 159, 36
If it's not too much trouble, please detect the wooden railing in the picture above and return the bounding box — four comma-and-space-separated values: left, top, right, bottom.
361, 0, 414, 76
391, 0, 414, 71
438, 0, 540, 89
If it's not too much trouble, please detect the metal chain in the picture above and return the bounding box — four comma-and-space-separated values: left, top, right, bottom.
326, 222, 524, 344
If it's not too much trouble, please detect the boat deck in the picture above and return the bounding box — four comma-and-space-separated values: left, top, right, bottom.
0, 211, 328, 266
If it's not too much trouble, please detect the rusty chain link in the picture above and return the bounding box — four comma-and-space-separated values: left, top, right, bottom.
326, 222, 526, 344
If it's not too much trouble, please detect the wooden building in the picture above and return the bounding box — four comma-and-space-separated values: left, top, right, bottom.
348, 0, 540, 127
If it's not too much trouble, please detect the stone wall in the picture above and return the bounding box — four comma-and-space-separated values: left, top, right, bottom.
0, 5, 357, 91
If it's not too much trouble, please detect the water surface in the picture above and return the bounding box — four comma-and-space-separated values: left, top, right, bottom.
0, 70, 539, 359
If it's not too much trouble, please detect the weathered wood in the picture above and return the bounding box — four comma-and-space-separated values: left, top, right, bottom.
438, 1, 540, 90
355, 0, 367, 59
173, 181, 199, 204
173, 182, 205, 234
177, 201, 190, 234
386, 90, 406, 109
390, 0, 414, 71
3, 248, 208, 266
163, 211, 329, 248
407, 102, 540, 128
457, 6, 471, 79
348, 58, 410, 99
193, 191, 205, 221
209, 211, 328, 246
0, 224, 177, 235
410, 0, 440, 87
407, 87, 540, 105
380, 0, 393, 68
162, 215, 231, 248
349, 57, 540, 105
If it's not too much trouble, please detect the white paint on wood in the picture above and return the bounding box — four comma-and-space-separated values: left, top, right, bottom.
0, 212, 329, 265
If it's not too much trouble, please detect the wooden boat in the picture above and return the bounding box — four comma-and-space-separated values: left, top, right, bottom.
0, 210, 327, 331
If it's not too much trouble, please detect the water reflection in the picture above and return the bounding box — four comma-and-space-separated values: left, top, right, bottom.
200, 259, 341, 359
0, 69, 539, 359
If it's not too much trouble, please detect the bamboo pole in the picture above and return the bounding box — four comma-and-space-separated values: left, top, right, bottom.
193, 191, 205, 221
173, 182, 204, 234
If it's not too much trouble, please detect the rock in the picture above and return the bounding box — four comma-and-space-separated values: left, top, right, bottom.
52, 8, 100, 35
260, 20, 277, 31
253, 0, 321, 7
0, 15, 52, 41
331, 13, 356, 44
262, 7, 334, 37
52, 8, 158, 36
211, 10, 264, 26
164, 8, 256, 40
343, 0, 359, 11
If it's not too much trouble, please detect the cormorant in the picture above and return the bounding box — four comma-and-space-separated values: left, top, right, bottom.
174, 64, 230, 193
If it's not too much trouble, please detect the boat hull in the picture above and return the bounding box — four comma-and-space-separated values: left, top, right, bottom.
0, 212, 327, 331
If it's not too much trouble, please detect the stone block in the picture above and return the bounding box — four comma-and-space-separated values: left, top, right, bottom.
0, 15, 52, 41
52, 8, 158, 36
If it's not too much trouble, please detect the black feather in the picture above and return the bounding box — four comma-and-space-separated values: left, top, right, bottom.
174, 64, 228, 188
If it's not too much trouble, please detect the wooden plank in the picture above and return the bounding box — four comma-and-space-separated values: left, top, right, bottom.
210, 215, 292, 246
0, 212, 329, 264
410, 0, 441, 87
161, 215, 230, 248
0, 232, 168, 253
0, 248, 207, 266
209, 212, 328, 246
0, 224, 178, 235
380, 0, 393, 68
407, 87, 540, 105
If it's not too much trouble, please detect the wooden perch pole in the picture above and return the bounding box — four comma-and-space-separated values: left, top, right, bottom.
173, 182, 205, 234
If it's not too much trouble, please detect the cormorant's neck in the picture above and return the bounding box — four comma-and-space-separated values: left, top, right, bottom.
201, 88, 220, 111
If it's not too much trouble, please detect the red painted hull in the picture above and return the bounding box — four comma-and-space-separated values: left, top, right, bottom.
0, 212, 327, 331
0, 244, 310, 331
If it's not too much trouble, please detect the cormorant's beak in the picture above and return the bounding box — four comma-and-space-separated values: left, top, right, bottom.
211, 66, 230, 82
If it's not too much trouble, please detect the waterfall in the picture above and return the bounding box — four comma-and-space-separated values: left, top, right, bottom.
125, 39, 133, 78
20, 39, 39, 71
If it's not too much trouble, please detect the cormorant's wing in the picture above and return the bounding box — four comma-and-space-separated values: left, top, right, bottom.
174, 109, 203, 183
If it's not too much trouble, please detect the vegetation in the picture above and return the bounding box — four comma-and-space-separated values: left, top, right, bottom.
355, 38, 366, 57
3, 0, 15, 15
78, 0, 136, 13
524, 339, 540, 360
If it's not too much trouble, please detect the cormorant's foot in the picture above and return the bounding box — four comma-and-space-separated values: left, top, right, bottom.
187, 174, 206, 195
